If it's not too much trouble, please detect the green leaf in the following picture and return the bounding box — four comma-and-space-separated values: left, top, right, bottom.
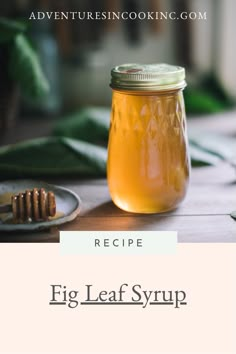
200, 73, 234, 107
0, 137, 107, 180
189, 144, 222, 167
9, 34, 50, 99
0, 132, 227, 180
184, 89, 226, 114
53, 107, 110, 144
54, 106, 231, 168
0, 17, 27, 43
63, 137, 107, 172
189, 132, 236, 161
230, 211, 236, 220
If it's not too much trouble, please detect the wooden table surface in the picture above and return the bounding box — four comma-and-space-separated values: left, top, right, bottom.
0, 111, 236, 243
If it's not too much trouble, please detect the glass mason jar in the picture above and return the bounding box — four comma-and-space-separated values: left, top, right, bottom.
107, 63, 190, 213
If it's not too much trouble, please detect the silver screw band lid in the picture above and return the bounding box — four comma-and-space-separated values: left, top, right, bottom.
110, 63, 186, 91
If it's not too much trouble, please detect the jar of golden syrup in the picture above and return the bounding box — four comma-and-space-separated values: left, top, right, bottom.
107, 63, 190, 213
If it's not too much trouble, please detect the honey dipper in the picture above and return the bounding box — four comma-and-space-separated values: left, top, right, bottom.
0, 188, 56, 223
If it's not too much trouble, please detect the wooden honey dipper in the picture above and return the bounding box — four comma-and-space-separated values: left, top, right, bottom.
0, 188, 56, 223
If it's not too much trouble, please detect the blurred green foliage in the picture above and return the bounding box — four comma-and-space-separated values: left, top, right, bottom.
0, 17, 49, 99
184, 74, 234, 115
0, 137, 107, 179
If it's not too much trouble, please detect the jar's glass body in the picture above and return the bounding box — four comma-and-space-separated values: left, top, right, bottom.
107, 89, 190, 213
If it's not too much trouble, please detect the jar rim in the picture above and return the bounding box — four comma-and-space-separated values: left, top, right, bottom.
110, 63, 186, 91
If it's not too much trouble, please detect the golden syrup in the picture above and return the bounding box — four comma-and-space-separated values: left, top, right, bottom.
107, 89, 190, 213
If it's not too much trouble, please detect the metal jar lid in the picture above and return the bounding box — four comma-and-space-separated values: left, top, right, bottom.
110, 63, 186, 91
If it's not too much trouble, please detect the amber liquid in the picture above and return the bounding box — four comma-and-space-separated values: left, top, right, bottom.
107, 89, 190, 213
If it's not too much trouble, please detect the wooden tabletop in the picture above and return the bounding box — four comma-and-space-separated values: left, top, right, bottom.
0, 110, 236, 243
